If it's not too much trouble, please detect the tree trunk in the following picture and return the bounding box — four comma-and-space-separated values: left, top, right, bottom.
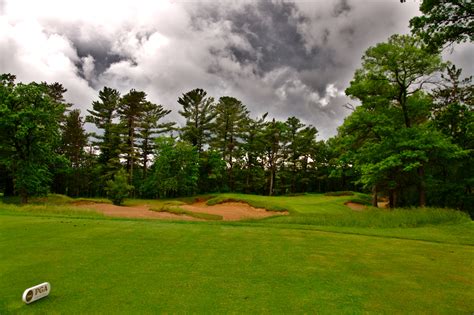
4, 174, 14, 197
269, 168, 274, 196
389, 189, 397, 209
20, 189, 28, 204
228, 155, 234, 192
245, 160, 252, 194
418, 166, 426, 208
372, 185, 378, 207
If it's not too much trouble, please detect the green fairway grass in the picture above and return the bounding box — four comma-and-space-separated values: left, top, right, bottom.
1, 193, 473, 313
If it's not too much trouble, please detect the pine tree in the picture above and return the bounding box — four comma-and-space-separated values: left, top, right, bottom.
59, 109, 88, 196
241, 114, 268, 194
262, 119, 287, 196
62, 109, 88, 168
212, 96, 249, 191
283, 117, 318, 193
118, 89, 147, 182
86, 87, 122, 177
178, 88, 216, 154
86, 87, 123, 190
138, 101, 174, 179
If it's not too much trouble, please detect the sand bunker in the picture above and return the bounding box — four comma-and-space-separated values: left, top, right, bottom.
73, 201, 288, 221
179, 201, 288, 221
345, 202, 366, 211
377, 201, 389, 208
74, 203, 198, 220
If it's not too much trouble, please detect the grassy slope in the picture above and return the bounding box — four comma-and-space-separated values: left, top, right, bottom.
206, 193, 474, 245
0, 193, 473, 313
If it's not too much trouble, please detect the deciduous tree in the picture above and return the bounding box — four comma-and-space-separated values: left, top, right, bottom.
0, 75, 66, 203
345, 34, 447, 207
408, 0, 473, 50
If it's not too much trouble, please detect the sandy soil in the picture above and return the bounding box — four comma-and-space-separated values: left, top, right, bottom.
73, 201, 288, 221
74, 203, 198, 220
377, 201, 389, 208
179, 201, 289, 221
345, 202, 366, 211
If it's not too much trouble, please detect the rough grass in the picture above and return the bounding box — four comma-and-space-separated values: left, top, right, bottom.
3, 194, 111, 206
2, 193, 470, 229
265, 207, 470, 228
0, 202, 105, 218
151, 205, 223, 221
204, 193, 470, 228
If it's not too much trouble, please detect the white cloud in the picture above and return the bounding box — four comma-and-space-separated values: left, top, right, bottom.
0, 16, 97, 109
1, 0, 471, 140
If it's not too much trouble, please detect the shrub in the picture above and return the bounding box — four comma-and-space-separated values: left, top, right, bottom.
105, 169, 134, 206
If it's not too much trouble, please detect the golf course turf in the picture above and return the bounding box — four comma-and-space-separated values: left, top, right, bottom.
1, 193, 473, 313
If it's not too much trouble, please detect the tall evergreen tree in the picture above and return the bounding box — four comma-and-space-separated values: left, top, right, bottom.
59, 109, 89, 196
263, 119, 287, 196
284, 117, 305, 193
178, 88, 216, 154
138, 101, 174, 179
212, 96, 249, 191
294, 125, 318, 193
241, 114, 268, 194
62, 109, 88, 168
118, 89, 147, 181
86, 87, 122, 179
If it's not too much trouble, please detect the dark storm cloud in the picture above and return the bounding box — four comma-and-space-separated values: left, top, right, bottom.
37, 24, 129, 84
333, 0, 352, 17
6, 0, 470, 139
74, 41, 125, 77
191, 0, 336, 94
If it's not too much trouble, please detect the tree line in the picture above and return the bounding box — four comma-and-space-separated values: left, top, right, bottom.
0, 79, 337, 202
0, 0, 472, 214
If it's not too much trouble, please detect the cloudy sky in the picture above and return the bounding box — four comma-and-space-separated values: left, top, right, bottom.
1, 0, 472, 139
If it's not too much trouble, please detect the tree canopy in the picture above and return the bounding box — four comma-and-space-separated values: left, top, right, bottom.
408, 0, 474, 50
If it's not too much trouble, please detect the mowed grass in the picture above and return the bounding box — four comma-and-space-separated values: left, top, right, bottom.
0, 193, 473, 313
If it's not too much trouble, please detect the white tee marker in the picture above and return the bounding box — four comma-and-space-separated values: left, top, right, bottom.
22, 282, 51, 304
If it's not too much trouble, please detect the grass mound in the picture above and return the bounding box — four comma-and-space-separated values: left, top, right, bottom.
266, 207, 470, 228
324, 191, 355, 196
151, 205, 223, 221
176, 195, 215, 204
347, 195, 372, 206
206, 195, 288, 212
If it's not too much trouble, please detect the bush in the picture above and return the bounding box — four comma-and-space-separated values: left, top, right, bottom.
105, 169, 134, 206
